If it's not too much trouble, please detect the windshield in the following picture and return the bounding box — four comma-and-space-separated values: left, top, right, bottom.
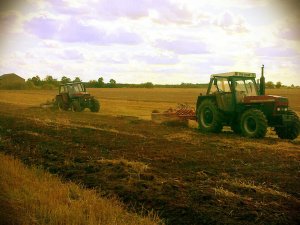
72, 83, 85, 92
209, 78, 231, 94
234, 79, 257, 96
61, 83, 85, 94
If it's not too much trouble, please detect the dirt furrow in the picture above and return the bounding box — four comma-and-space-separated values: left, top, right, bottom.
0, 104, 299, 225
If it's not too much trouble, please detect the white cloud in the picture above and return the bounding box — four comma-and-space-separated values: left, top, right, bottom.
24, 16, 142, 45
0, 0, 299, 85
213, 11, 249, 34
134, 53, 179, 65
155, 39, 209, 55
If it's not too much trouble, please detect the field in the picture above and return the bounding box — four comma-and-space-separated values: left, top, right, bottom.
1, 88, 299, 119
0, 152, 160, 225
0, 88, 299, 225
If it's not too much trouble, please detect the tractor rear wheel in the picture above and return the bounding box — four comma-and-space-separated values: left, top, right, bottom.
197, 99, 223, 133
71, 100, 82, 112
275, 110, 300, 140
57, 99, 68, 111
241, 109, 267, 138
90, 99, 100, 112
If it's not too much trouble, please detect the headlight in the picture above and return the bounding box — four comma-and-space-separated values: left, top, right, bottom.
277, 107, 280, 111
284, 108, 288, 111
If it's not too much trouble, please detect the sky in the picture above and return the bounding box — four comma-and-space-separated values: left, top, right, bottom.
0, 0, 299, 85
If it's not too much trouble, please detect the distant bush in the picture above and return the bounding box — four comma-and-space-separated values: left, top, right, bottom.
41, 83, 57, 90
25, 80, 39, 89
142, 82, 154, 88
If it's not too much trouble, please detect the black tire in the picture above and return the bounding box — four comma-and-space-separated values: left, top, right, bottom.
57, 98, 68, 111
275, 110, 300, 140
241, 109, 267, 138
197, 99, 223, 133
90, 99, 100, 112
71, 100, 82, 112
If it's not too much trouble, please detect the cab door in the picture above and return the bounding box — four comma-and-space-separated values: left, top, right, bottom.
212, 78, 234, 112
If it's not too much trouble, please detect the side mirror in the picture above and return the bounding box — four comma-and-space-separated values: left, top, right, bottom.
213, 79, 217, 86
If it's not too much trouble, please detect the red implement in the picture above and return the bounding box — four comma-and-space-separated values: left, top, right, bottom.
151, 103, 196, 124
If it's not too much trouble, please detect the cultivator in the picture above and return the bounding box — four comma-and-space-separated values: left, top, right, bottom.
151, 103, 196, 124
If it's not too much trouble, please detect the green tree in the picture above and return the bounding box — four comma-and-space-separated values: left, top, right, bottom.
108, 79, 117, 88
45, 75, 54, 83
73, 77, 81, 82
61, 76, 71, 84
142, 82, 154, 88
98, 77, 104, 88
40, 75, 56, 89
26, 80, 37, 89
88, 80, 98, 88
44, 75, 58, 86
30, 75, 42, 86
275, 81, 282, 89
265, 81, 275, 89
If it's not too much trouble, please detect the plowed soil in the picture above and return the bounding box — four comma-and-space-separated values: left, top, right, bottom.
0, 102, 299, 225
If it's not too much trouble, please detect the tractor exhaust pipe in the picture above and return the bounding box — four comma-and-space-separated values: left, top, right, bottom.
260, 64, 265, 95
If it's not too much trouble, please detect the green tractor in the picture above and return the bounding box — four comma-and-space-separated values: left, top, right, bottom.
55, 82, 100, 112
196, 66, 299, 139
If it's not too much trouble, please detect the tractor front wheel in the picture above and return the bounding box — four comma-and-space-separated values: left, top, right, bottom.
240, 109, 267, 138
71, 100, 82, 112
275, 110, 300, 140
90, 99, 100, 112
197, 99, 223, 133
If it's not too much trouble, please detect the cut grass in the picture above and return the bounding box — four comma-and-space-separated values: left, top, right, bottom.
97, 159, 149, 175
0, 152, 162, 225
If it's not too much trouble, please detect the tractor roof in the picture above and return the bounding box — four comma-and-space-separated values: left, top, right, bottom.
210, 72, 256, 79
59, 82, 83, 87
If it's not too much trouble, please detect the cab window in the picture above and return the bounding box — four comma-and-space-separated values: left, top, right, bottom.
209, 78, 231, 94
234, 79, 258, 96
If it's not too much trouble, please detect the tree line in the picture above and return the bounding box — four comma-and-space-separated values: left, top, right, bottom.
265, 81, 293, 89
2, 74, 297, 90
26, 75, 119, 89
25, 75, 209, 89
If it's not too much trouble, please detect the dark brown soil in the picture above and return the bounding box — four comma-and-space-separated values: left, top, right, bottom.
0, 103, 299, 225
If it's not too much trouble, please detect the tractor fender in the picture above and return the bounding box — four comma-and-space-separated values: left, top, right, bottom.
55, 95, 62, 102
196, 95, 216, 113
237, 103, 264, 114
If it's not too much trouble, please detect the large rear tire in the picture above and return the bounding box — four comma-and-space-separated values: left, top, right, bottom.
57, 98, 68, 111
197, 99, 223, 133
71, 100, 82, 112
241, 109, 267, 138
90, 99, 100, 112
275, 110, 300, 140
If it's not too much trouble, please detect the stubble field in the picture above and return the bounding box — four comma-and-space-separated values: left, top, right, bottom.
0, 88, 299, 225
1, 88, 299, 119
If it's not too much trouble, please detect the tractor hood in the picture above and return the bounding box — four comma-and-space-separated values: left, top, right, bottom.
71, 92, 91, 97
244, 95, 288, 106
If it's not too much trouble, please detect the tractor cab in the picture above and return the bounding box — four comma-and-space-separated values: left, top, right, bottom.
207, 72, 258, 112
59, 82, 87, 96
